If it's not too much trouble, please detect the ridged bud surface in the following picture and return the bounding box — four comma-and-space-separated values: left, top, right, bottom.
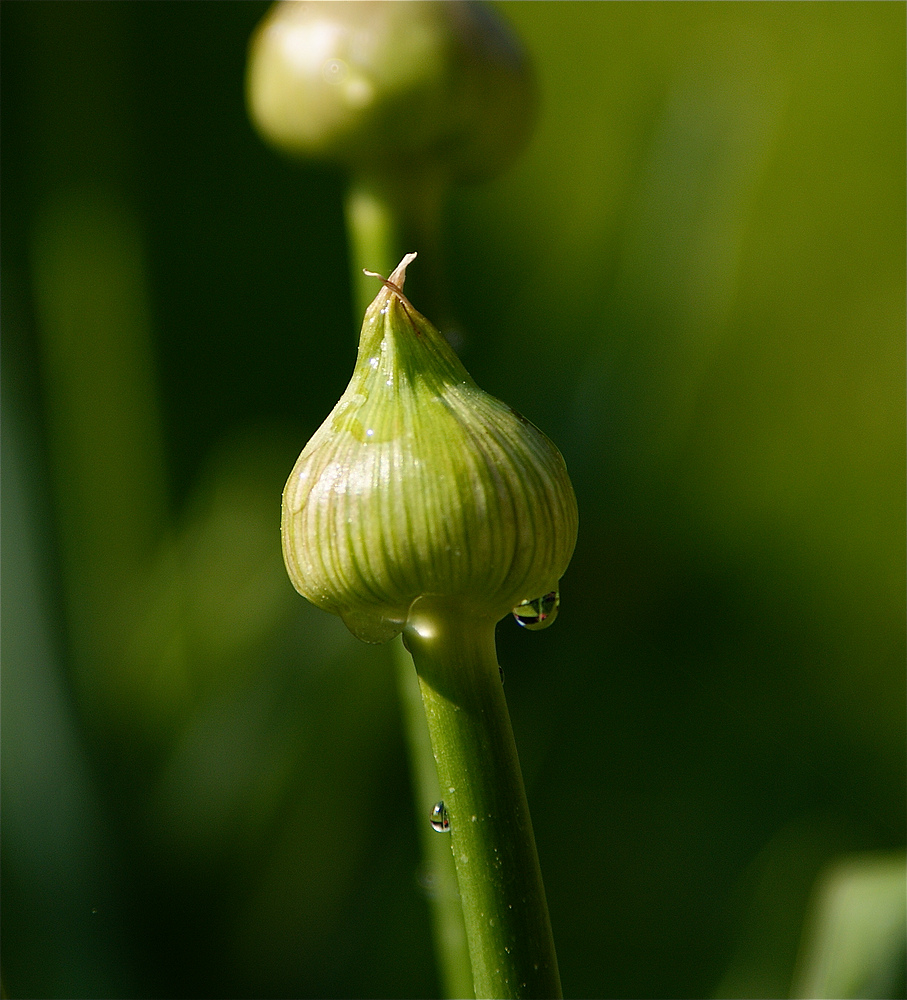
282, 255, 577, 642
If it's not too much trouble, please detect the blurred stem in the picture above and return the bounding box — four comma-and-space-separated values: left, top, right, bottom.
343, 172, 473, 999
405, 606, 562, 1000
344, 171, 451, 331
344, 176, 401, 322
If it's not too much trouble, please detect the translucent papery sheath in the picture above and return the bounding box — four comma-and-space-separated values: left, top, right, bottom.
281, 254, 578, 643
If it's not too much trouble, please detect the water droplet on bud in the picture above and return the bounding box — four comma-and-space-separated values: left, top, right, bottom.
430, 801, 450, 833
512, 591, 559, 630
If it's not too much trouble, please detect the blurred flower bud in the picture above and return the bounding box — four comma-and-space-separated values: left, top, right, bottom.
247, 1, 536, 183
281, 254, 577, 642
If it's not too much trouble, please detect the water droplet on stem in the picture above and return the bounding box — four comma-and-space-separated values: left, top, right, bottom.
430, 801, 450, 833
512, 590, 559, 630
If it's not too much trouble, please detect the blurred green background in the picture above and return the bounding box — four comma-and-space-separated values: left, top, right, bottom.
2, 2, 904, 998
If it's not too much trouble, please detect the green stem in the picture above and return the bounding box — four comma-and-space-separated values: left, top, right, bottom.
343, 171, 451, 330
393, 639, 474, 999
343, 174, 472, 999
344, 176, 402, 322
405, 603, 562, 1000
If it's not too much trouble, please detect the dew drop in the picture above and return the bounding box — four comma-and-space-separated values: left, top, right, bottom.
512, 591, 560, 630
430, 801, 450, 833
340, 608, 403, 644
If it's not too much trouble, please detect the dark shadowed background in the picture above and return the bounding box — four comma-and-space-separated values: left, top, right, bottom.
2, 3, 904, 998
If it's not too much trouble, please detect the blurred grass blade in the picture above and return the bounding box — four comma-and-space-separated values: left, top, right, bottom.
1, 365, 125, 998
791, 852, 907, 1000
31, 186, 168, 685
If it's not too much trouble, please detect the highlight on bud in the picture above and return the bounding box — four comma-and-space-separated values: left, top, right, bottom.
281, 254, 578, 643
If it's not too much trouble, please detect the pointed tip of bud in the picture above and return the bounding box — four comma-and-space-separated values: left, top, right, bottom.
388, 252, 417, 288
362, 253, 419, 311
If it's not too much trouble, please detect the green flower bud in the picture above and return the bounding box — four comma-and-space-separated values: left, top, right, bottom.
246, 0, 536, 183
281, 254, 578, 643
